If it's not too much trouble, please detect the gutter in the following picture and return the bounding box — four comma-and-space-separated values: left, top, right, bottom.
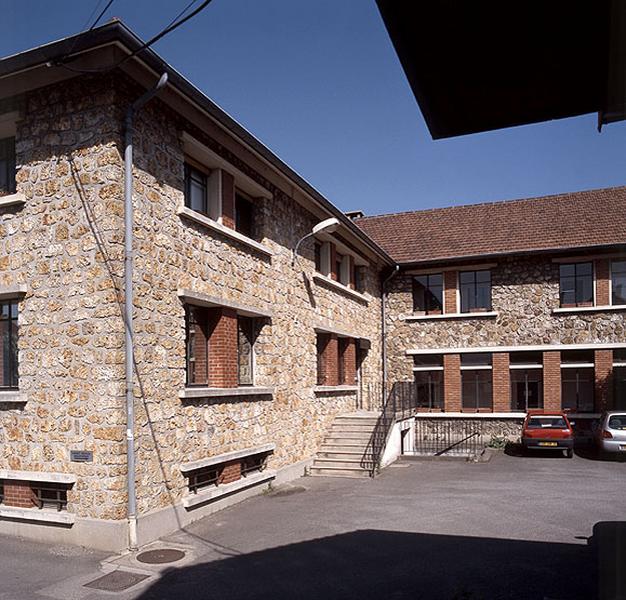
124, 72, 168, 550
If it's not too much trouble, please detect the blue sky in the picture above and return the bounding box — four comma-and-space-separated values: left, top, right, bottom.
3, 0, 626, 215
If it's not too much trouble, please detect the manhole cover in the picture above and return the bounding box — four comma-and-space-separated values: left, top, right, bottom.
136, 548, 186, 564
84, 570, 149, 592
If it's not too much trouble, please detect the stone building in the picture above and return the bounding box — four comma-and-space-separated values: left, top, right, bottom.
356, 188, 626, 442
0, 21, 625, 552
0, 22, 391, 550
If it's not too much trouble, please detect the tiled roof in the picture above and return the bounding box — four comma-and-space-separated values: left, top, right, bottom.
355, 186, 626, 264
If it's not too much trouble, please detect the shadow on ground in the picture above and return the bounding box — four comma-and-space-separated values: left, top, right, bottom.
136, 529, 597, 600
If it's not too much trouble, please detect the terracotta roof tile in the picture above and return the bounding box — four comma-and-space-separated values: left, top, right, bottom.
355, 186, 626, 264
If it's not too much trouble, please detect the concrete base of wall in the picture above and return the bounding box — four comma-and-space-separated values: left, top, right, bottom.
0, 457, 313, 553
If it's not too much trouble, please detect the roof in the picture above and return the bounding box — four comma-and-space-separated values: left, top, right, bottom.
376, 1, 624, 139
355, 186, 626, 265
0, 20, 394, 266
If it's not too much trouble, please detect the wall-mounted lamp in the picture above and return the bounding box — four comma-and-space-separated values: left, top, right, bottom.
292, 217, 340, 266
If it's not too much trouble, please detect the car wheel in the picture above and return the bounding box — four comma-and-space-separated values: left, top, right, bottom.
566, 448, 573, 459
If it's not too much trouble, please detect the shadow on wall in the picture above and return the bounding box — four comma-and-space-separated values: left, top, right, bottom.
136, 529, 598, 600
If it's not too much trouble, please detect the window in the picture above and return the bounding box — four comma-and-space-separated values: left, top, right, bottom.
237, 316, 255, 386
413, 355, 443, 410
0, 137, 16, 195
354, 265, 365, 293
459, 270, 491, 313
235, 191, 255, 238
316, 332, 358, 386
561, 350, 594, 412
559, 262, 593, 307
241, 452, 269, 476
184, 163, 208, 215
611, 260, 626, 305
314, 242, 322, 272
461, 353, 492, 410
510, 352, 543, 411
32, 483, 68, 512
526, 416, 568, 429
335, 252, 344, 283
185, 306, 257, 388
0, 301, 18, 389
412, 274, 443, 314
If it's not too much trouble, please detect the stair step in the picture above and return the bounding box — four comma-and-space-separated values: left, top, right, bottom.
312, 458, 366, 468
317, 451, 370, 460
331, 424, 375, 433
309, 466, 371, 478
334, 417, 379, 425
325, 431, 372, 439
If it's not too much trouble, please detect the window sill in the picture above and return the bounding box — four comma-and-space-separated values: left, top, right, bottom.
0, 192, 25, 209
180, 443, 275, 473
182, 469, 276, 509
403, 311, 498, 321
0, 469, 77, 484
314, 385, 359, 394
177, 206, 274, 257
414, 412, 526, 419
312, 274, 369, 304
0, 391, 26, 404
552, 305, 626, 314
178, 386, 275, 399
0, 505, 75, 525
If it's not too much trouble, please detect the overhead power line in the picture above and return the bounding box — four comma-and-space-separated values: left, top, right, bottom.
53, 0, 212, 74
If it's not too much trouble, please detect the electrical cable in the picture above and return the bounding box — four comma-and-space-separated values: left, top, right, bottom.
52, 0, 211, 74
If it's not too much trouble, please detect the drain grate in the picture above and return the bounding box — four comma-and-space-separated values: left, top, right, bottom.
136, 548, 186, 564
84, 570, 149, 592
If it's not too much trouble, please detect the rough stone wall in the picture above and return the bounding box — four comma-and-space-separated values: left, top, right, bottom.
115, 79, 384, 516
0, 75, 128, 519
386, 256, 625, 383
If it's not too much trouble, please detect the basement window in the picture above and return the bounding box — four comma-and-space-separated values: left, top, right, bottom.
187, 466, 219, 494
32, 482, 68, 512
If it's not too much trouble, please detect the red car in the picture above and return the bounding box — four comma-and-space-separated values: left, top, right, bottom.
521, 411, 574, 458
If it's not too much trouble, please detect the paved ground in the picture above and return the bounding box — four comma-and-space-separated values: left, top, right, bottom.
1, 451, 625, 600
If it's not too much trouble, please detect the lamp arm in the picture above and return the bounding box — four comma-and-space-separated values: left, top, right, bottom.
292, 231, 315, 267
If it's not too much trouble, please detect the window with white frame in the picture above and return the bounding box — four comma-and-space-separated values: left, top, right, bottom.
561, 350, 594, 412
613, 349, 626, 410
413, 355, 443, 410
412, 273, 443, 314
559, 262, 593, 307
461, 353, 492, 410
459, 270, 491, 313
611, 260, 626, 306
184, 162, 220, 221
509, 351, 543, 411
0, 300, 18, 389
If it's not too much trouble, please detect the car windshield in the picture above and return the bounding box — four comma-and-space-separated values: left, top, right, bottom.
527, 416, 568, 429
608, 415, 626, 430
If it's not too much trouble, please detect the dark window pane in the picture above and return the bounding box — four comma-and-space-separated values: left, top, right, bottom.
461, 353, 492, 366
413, 354, 443, 367
414, 371, 443, 409
561, 368, 594, 412
459, 270, 491, 312
612, 261, 626, 305
235, 193, 255, 238
0, 137, 16, 195
576, 262, 592, 276
413, 274, 443, 314
462, 370, 492, 410
577, 271, 593, 304
412, 278, 426, 312
459, 271, 473, 284
184, 164, 207, 214
476, 270, 491, 283
510, 369, 543, 411
560, 264, 575, 278
354, 266, 364, 292
614, 367, 626, 410
1, 301, 18, 389
561, 350, 594, 364
614, 349, 626, 363
185, 306, 208, 386
510, 351, 543, 365
560, 262, 594, 307
314, 243, 321, 272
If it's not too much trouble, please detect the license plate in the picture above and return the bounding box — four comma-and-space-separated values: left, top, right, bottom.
539, 442, 558, 447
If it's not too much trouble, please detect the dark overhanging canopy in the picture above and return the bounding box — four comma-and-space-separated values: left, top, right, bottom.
376, 0, 626, 139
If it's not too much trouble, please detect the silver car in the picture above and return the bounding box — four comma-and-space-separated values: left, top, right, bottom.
595, 412, 626, 454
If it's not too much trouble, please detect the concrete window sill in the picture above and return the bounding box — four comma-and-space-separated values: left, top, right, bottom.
552, 305, 626, 314
312, 274, 369, 304
0, 469, 77, 484
177, 206, 273, 257
179, 386, 275, 399
403, 311, 498, 321
183, 469, 276, 509
0, 505, 75, 525
314, 385, 359, 394
0, 192, 25, 208
413, 412, 526, 419
0, 391, 27, 404
180, 443, 275, 473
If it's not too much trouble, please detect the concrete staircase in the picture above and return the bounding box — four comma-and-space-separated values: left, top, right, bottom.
309, 412, 379, 478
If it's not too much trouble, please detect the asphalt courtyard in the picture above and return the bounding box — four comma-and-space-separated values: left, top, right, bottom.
1, 451, 625, 600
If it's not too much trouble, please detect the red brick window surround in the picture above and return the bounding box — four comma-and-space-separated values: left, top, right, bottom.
316, 332, 358, 387
0, 479, 69, 511
185, 305, 257, 389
